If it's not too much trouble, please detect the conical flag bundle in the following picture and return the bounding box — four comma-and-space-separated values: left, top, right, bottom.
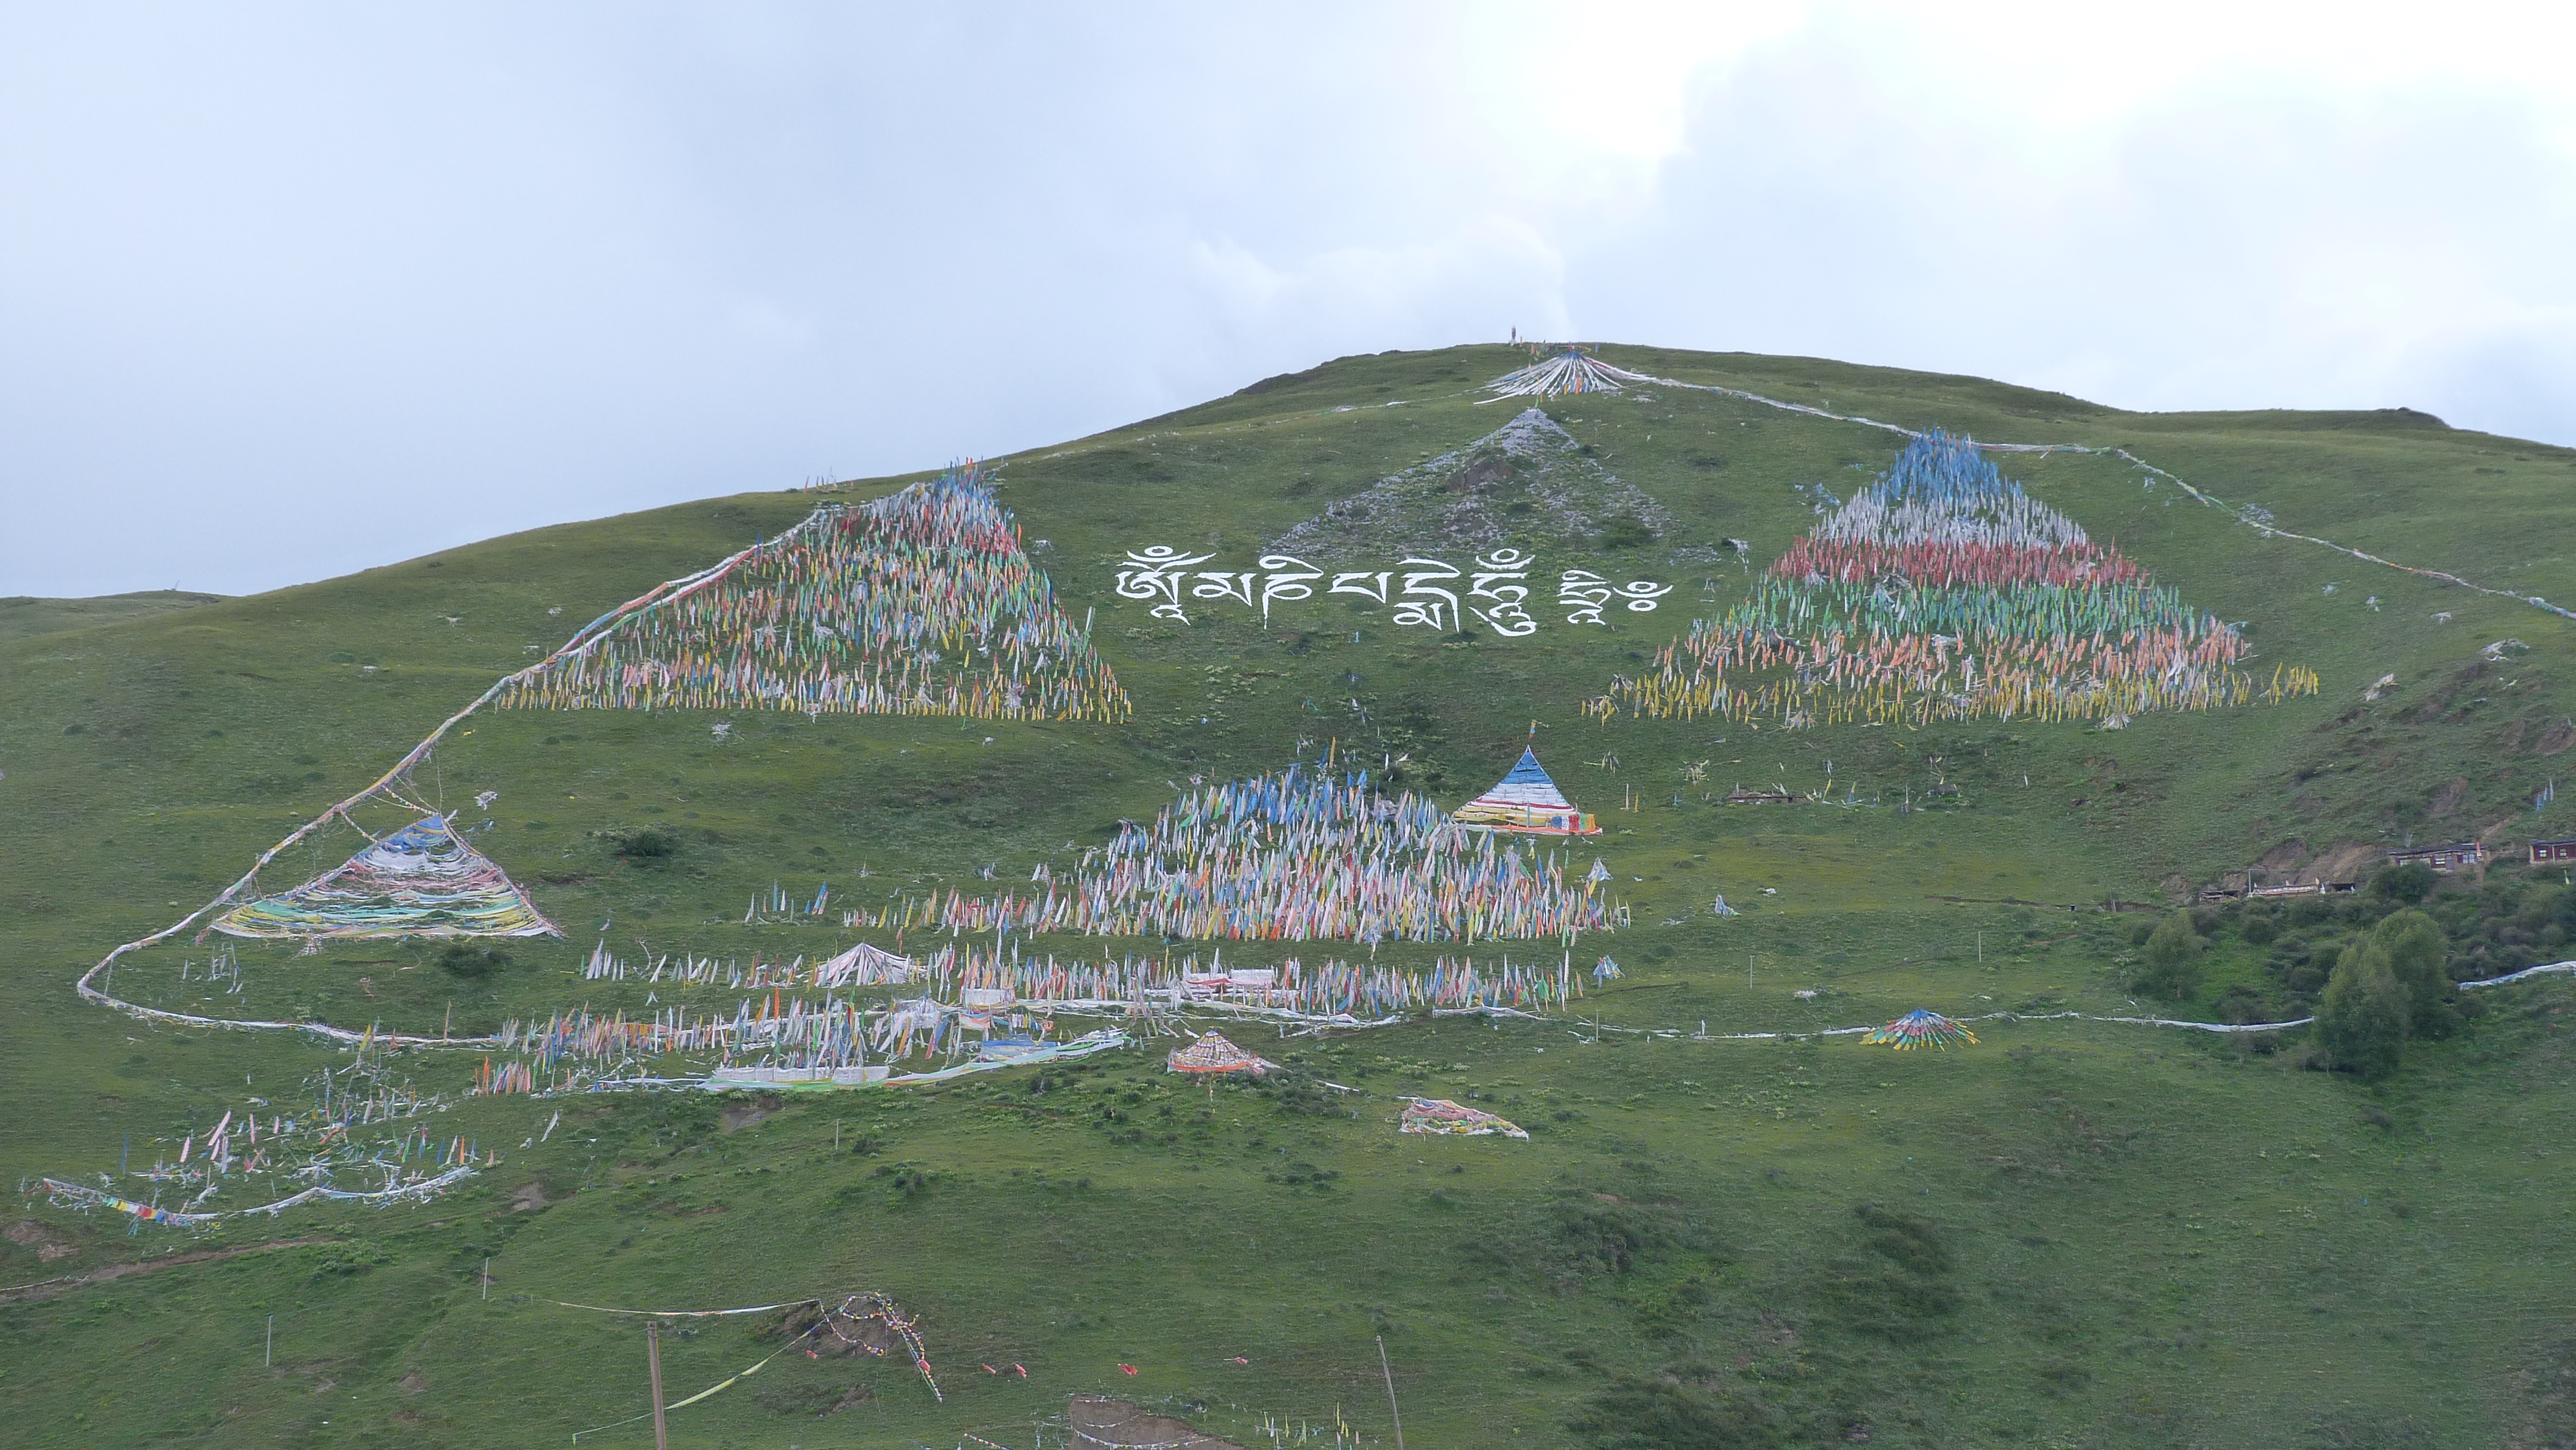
1590, 433, 2318, 727
498, 463, 1127, 722
210, 815, 557, 941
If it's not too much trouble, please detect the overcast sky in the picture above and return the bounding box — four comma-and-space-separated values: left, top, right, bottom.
5, 2, 2571, 598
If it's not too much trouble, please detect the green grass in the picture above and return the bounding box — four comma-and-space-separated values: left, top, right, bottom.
8, 343, 2576, 1447
0, 590, 227, 644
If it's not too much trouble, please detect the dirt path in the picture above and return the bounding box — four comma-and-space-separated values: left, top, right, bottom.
1, 1235, 338, 1305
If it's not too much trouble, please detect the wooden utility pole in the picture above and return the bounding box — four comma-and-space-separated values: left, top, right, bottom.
648, 1321, 669, 1450
1376, 1334, 1406, 1450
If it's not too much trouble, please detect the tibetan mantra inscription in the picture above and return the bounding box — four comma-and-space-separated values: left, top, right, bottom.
1114, 547, 1670, 633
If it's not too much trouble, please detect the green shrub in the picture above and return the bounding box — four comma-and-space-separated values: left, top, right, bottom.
1595, 515, 1658, 549
2373, 910, 2460, 1040
2374, 862, 2436, 904
618, 827, 679, 863
2315, 941, 2410, 1079
438, 943, 512, 978
1813, 1203, 1958, 1341
1566, 1361, 1787, 1449
309, 1240, 389, 1278
2131, 911, 2206, 1001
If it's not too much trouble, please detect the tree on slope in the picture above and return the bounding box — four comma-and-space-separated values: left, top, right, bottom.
2371, 909, 2459, 1041
2132, 910, 2205, 1002
2315, 940, 2410, 1079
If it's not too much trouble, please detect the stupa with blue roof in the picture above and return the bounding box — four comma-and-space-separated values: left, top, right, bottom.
1454, 747, 1599, 836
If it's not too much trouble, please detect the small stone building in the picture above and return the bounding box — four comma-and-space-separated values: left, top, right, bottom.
2388, 841, 2483, 873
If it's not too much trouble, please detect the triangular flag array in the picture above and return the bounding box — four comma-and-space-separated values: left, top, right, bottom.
211, 816, 558, 940
499, 463, 1128, 722
1167, 1031, 1272, 1076
1596, 432, 2318, 726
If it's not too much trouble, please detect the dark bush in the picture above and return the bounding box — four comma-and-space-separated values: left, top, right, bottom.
871, 1162, 934, 1201
309, 1240, 389, 1278
1595, 515, 1658, 549
618, 827, 679, 863
2214, 983, 2272, 1024
1566, 1361, 1786, 1449
2289, 896, 2338, 927
1813, 1203, 1958, 1341
2374, 862, 2436, 903
438, 943, 512, 978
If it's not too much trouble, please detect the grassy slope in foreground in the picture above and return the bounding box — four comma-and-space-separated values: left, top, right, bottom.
4, 344, 2576, 1447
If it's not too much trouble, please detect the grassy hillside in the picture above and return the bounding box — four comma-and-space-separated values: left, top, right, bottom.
0, 589, 227, 644
7, 343, 2576, 1448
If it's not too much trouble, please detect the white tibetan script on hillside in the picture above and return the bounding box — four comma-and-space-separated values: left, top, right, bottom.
1114, 546, 1669, 633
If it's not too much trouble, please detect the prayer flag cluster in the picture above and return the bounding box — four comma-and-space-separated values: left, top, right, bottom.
210, 815, 557, 941
1591, 433, 2320, 727
497, 463, 1128, 721
1860, 1009, 1979, 1051
1482, 347, 1657, 401
838, 766, 1610, 943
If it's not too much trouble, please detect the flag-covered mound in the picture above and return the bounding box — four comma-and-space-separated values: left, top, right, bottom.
210, 816, 558, 940
1859, 1009, 1979, 1051
1052, 764, 1612, 943
1454, 748, 1599, 835
498, 463, 1128, 721
1400, 1098, 1528, 1138
1592, 433, 2318, 727
1482, 346, 1657, 401
1167, 1031, 1272, 1076
813, 941, 921, 987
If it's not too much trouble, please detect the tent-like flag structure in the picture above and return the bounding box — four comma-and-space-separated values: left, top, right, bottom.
1400, 1098, 1528, 1138
210, 816, 558, 941
813, 941, 921, 987
1453, 749, 1599, 836
1166, 1031, 1273, 1076
1481, 347, 1658, 402
1859, 1009, 1979, 1051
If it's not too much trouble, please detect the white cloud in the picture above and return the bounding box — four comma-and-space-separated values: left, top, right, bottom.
1, 2, 2568, 595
